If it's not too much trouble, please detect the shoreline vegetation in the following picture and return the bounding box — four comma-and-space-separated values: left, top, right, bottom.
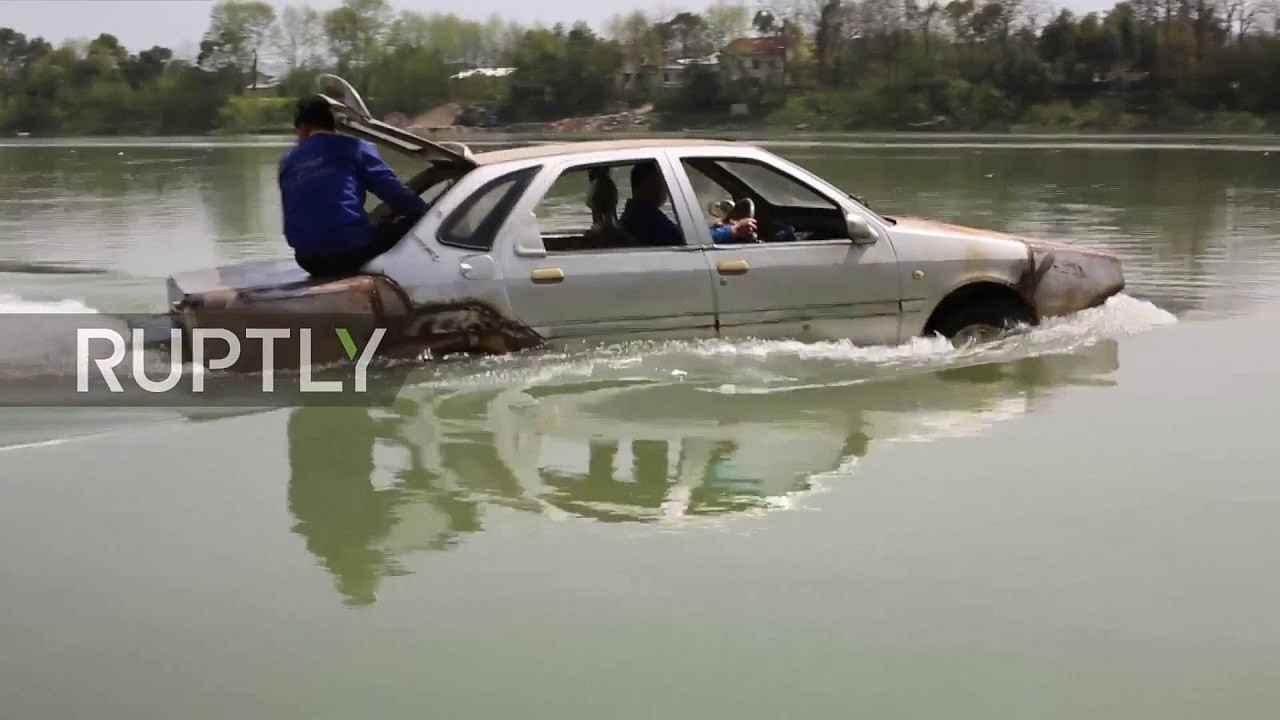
3, 0, 1280, 138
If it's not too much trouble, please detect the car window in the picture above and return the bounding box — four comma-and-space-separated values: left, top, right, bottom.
422, 177, 454, 207
682, 158, 849, 244
438, 168, 536, 251
683, 162, 734, 218
714, 160, 836, 210
533, 160, 686, 252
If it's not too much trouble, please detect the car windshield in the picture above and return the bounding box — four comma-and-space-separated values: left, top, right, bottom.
713, 160, 834, 209
717, 157, 886, 223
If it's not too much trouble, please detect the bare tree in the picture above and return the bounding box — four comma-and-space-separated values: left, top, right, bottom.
906, 0, 943, 59
274, 4, 324, 71
1219, 0, 1262, 40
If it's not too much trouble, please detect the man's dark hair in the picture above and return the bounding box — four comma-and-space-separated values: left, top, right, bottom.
630, 161, 661, 189
294, 95, 336, 131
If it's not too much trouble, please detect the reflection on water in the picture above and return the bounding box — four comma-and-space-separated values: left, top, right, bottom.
287, 405, 480, 606
287, 340, 1117, 604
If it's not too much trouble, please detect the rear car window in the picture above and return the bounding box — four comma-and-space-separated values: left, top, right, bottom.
438, 167, 538, 251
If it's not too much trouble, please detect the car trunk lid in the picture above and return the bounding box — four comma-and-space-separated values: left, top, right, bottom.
316, 74, 476, 168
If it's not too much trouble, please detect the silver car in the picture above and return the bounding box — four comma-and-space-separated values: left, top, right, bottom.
166, 78, 1124, 364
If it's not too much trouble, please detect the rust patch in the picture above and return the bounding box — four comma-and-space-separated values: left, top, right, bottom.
173, 272, 543, 368
1018, 240, 1124, 318
400, 300, 545, 357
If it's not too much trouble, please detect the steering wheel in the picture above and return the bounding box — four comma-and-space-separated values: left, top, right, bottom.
709, 197, 760, 242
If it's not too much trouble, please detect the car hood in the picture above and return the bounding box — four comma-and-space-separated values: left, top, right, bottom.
892, 216, 1125, 317
892, 216, 1119, 259
891, 216, 1023, 242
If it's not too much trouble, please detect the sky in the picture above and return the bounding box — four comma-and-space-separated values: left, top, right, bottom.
3, 0, 1115, 54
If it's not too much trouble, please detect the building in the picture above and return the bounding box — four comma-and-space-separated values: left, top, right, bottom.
243, 71, 280, 95
719, 37, 790, 87
614, 36, 790, 100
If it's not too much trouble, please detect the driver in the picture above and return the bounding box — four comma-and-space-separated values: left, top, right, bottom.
621, 162, 756, 245
279, 96, 428, 277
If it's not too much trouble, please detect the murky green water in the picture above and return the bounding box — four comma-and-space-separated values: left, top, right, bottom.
2, 136, 1279, 718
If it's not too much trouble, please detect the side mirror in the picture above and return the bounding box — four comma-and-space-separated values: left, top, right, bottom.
846, 214, 877, 245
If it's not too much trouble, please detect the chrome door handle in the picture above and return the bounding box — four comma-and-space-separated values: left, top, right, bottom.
716, 259, 750, 276
531, 267, 565, 284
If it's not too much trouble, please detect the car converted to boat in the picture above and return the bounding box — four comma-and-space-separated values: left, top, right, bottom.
163, 76, 1124, 366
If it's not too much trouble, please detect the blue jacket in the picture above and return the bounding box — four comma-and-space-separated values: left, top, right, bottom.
278, 134, 427, 256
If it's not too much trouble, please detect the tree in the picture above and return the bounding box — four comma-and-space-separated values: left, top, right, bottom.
324, 0, 392, 78
754, 10, 779, 36
274, 4, 325, 71
0, 27, 29, 90
906, 0, 943, 59
123, 46, 173, 88
197, 0, 277, 87
815, 0, 845, 83
504, 23, 621, 120
607, 11, 661, 64
705, 2, 751, 48
87, 33, 127, 67
662, 12, 714, 58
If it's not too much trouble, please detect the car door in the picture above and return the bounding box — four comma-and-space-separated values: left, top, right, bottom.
498, 152, 718, 344
671, 152, 902, 345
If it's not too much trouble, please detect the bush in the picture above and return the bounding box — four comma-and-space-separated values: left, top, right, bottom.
217, 96, 295, 133
945, 80, 1013, 129
1020, 98, 1143, 131
1206, 111, 1266, 133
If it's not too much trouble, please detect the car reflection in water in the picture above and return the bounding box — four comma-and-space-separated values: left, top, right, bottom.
286, 341, 1119, 605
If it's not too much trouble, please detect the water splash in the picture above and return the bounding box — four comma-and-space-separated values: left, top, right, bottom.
421, 293, 1176, 393
0, 292, 98, 314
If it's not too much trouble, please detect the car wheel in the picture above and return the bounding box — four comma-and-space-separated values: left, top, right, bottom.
931, 296, 1033, 346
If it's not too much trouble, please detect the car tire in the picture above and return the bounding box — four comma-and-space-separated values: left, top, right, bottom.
930, 296, 1034, 346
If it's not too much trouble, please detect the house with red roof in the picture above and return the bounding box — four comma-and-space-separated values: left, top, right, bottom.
719, 36, 791, 88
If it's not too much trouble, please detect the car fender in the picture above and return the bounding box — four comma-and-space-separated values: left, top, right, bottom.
887, 217, 1030, 337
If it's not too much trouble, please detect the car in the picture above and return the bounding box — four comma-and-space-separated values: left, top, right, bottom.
164, 76, 1124, 367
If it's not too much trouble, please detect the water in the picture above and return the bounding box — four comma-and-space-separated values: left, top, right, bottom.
2, 136, 1279, 718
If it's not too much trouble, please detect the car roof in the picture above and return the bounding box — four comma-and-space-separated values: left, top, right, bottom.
472, 138, 745, 165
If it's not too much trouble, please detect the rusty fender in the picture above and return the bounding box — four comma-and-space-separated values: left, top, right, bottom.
1016, 240, 1125, 319
397, 301, 544, 357
173, 273, 544, 368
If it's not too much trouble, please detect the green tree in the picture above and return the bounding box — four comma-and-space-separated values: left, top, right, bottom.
662, 12, 714, 59
198, 0, 277, 87
324, 0, 392, 79
704, 2, 751, 49
123, 46, 173, 88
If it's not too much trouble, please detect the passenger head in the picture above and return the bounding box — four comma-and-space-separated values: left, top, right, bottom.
294, 95, 336, 139
586, 167, 619, 227
629, 162, 668, 207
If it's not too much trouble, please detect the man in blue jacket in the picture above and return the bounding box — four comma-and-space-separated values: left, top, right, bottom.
279, 96, 428, 276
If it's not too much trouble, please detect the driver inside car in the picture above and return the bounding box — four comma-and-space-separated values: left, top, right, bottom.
621, 162, 756, 246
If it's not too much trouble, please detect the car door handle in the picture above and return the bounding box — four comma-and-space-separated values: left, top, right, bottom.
716, 259, 751, 276
531, 267, 565, 284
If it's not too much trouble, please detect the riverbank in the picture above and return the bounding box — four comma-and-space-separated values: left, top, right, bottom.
11, 95, 1280, 139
